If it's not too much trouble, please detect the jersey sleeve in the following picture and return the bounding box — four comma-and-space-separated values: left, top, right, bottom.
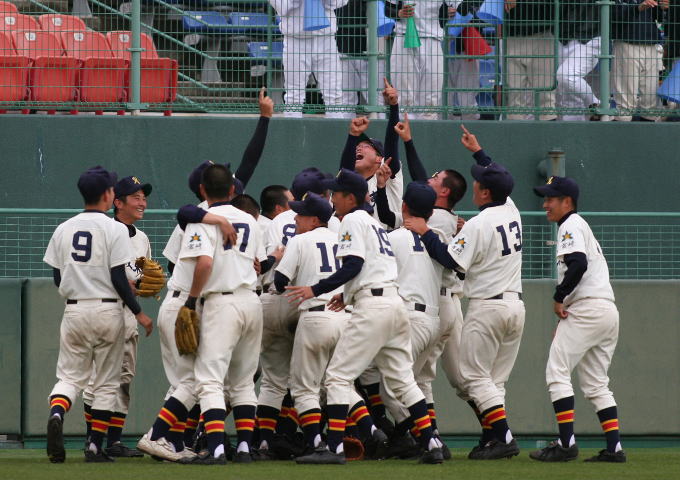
110, 222, 134, 268
556, 220, 587, 257
275, 235, 300, 281
43, 225, 63, 269
253, 222, 268, 262
179, 223, 215, 260
446, 219, 478, 272
386, 168, 404, 214
162, 225, 183, 263
336, 215, 367, 260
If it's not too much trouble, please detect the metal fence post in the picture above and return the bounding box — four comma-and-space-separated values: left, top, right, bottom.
597, 0, 614, 116
128, 0, 148, 113
366, 0, 379, 116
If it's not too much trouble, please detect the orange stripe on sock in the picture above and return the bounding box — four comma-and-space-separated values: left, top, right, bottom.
204, 420, 225, 434
299, 413, 321, 427
346, 419, 357, 427
84, 413, 92, 422
235, 419, 256, 431
484, 408, 506, 424
410, 426, 421, 437
556, 410, 575, 424
427, 409, 436, 419
288, 408, 300, 425
199, 414, 204, 422
414, 415, 432, 431
91, 420, 108, 433
257, 418, 277, 431
368, 394, 383, 407
601, 419, 619, 432
186, 419, 198, 429
158, 408, 177, 426
170, 421, 186, 433
51, 398, 71, 411
350, 406, 370, 424
279, 407, 290, 417
109, 417, 125, 428
328, 419, 346, 431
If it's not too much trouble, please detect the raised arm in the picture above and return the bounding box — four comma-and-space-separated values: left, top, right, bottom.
461, 124, 492, 166
395, 113, 427, 182
235, 87, 273, 189
340, 117, 370, 171
382, 78, 401, 176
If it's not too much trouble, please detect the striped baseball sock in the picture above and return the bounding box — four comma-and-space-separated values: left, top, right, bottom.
345, 418, 358, 438
427, 403, 438, 433
468, 400, 493, 445
150, 396, 188, 441
83, 403, 92, 441
184, 404, 201, 447
596, 406, 622, 452
203, 408, 226, 457
255, 405, 279, 448
299, 409, 322, 448
168, 418, 187, 452
89, 409, 112, 452
363, 383, 386, 418
394, 417, 414, 436
349, 401, 374, 440
553, 396, 575, 447
107, 412, 126, 447
325, 404, 349, 454
482, 405, 513, 444
408, 399, 434, 449
49, 395, 71, 419
277, 392, 299, 436
233, 405, 256, 451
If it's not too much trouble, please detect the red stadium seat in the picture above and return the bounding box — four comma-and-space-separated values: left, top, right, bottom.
1, 13, 40, 32
107, 31, 177, 103
0, 1, 18, 16
12, 30, 79, 103
0, 31, 30, 104
61, 30, 127, 103
38, 14, 87, 33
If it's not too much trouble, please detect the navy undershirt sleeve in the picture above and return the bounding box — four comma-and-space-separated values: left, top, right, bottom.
375, 187, 396, 229
384, 104, 401, 176
554, 252, 588, 302
340, 134, 360, 171
53, 268, 61, 288
235, 116, 269, 188
274, 271, 290, 293
177, 204, 207, 231
420, 230, 461, 271
259, 255, 277, 275
167, 261, 175, 275
111, 265, 141, 315
311, 255, 364, 296
472, 149, 493, 166
405, 139, 428, 182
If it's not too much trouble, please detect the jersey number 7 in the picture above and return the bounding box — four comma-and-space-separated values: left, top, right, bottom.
224, 223, 250, 253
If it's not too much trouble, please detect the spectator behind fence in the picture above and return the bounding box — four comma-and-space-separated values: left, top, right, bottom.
387, 1, 451, 120
611, 0, 666, 121
662, 2, 680, 121
270, 0, 350, 118
335, 0, 386, 106
557, 0, 601, 121
504, 0, 557, 120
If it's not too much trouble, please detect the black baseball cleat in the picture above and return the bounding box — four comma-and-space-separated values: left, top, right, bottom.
529, 441, 578, 462
434, 435, 451, 460
585, 449, 626, 463
179, 451, 227, 465
295, 443, 346, 465
468, 439, 520, 460
467, 442, 485, 459
270, 433, 306, 459
386, 432, 422, 459
419, 447, 444, 464
105, 442, 145, 458
251, 448, 277, 461
373, 414, 396, 438
364, 429, 389, 460
84, 449, 115, 463
233, 451, 253, 463
47, 416, 65, 463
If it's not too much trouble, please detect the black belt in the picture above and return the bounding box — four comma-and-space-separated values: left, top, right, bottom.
308, 305, 326, 312
66, 298, 117, 305
414, 303, 426, 312
370, 288, 383, 296
440, 287, 448, 296
172, 290, 181, 298
200, 292, 233, 305
486, 293, 522, 300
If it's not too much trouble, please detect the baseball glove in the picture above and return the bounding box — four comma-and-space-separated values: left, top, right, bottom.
135, 257, 166, 297
343, 436, 365, 461
175, 306, 200, 355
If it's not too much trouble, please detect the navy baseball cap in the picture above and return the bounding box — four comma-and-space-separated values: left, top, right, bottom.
471, 162, 514, 199
115, 176, 152, 199
289, 192, 333, 223
322, 168, 369, 198
403, 181, 436, 214
358, 134, 385, 157
533, 176, 579, 202
189, 161, 236, 195
291, 168, 326, 200
77, 166, 117, 199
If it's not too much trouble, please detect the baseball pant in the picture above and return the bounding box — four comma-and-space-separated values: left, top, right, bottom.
447, 58, 481, 120
282, 35, 347, 118
257, 293, 299, 409
390, 36, 444, 120
381, 305, 439, 423
439, 293, 468, 400
50, 300, 125, 412
546, 298, 619, 412
611, 41, 662, 121
195, 289, 263, 412
158, 290, 198, 410
557, 37, 601, 121
505, 32, 557, 121
325, 288, 424, 409
340, 56, 386, 106
459, 298, 525, 412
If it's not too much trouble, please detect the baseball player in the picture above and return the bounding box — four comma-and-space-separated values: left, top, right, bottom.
177, 164, 267, 465
286, 169, 443, 465
255, 169, 340, 457
81, 176, 152, 459
403, 126, 525, 460
530, 177, 625, 463
44, 166, 153, 463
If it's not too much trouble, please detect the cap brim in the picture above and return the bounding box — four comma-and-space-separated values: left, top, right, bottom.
141, 183, 152, 196
321, 178, 343, 192
470, 164, 485, 183
288, 200, 306, 214
533, 185, 561, 197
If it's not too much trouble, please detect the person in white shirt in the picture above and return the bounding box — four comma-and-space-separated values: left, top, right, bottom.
531, 176, 625, 463
44, 166, 153, 464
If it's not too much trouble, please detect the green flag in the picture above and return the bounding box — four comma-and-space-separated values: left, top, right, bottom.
404, 13, 421, 48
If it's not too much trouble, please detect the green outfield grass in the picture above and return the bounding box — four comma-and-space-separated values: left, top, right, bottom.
1, 448, 679, 480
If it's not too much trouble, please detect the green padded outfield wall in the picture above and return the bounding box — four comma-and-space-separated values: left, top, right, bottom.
18, 279, 680, 436
0, 279, 22, 434
0, 116, 679, 212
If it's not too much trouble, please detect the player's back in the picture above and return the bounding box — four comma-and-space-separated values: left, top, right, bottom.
44, 212, 131, 300
388, 227, 444, 308
429, 208, 463, 294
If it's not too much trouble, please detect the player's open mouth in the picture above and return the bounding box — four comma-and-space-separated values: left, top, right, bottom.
355, 154, 364, 161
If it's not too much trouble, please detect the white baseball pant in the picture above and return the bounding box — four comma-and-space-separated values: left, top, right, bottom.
611, 41, 663, 121
340, 56, 386, 106
448, 57, 480, 120
438, 293, 469, 400
557, 37, 601, 121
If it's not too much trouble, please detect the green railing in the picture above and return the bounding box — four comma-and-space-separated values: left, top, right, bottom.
1, 208, 678, 279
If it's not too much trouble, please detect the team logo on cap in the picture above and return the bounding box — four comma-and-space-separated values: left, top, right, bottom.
341, 232, 352, 242
302, 192, 309, 200
132, 176, 141, 184
547, 177, 554, 185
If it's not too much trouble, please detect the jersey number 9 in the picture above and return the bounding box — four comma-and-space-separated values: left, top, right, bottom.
71, 231, 92, 262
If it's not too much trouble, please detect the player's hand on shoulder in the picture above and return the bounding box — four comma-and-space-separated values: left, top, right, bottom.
218, 218, 237, 247
285, 285, 314, 304
382, 78, 398, 106
404, 217, 429, 236
350, 116, 369, 136
136, 312, 154, 337
456, 216, 466, 233
271, 245, 285, 263
460, 124, 482, 153
259, 86, 274, 118
327, 293, 345, 312
376, 157, 393, 188
553, 301, 569, 319
394, 113, 411, 142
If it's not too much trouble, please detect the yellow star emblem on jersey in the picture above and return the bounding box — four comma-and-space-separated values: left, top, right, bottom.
455, 238, 466, 247
341, 232, 352, 242
562, 232, 573, 241
132, 176, 141, 184
190, 232, 201, 242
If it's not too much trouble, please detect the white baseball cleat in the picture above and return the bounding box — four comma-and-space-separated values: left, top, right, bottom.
136, 433, 182, 462
177, 448, 198, 461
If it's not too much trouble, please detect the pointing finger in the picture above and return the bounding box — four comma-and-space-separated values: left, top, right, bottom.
384, 77, 392, 89
460, 124, 471, 136
259, 86, 266, 100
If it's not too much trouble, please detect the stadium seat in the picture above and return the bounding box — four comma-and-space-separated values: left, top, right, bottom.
247, 41, 282, 63
12, 30, 79, 103
0, 31, 30, 105
107, 31, 178, 103
1, 13, 40, 32
38, 14, 88, 33
226, 12, 280, 35
182, 11, 230, 83
61, 30, 127, 104
477, 58, 496, 108
0, 1, 18, 15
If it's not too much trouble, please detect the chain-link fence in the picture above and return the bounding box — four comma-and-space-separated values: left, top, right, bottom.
1, 208, 678, 279
0, 0, 679, 118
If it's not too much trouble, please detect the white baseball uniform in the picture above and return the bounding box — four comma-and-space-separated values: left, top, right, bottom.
324, 208, 424, 410
367, 168, 404, 228
448, 197, 525, 412
557, 37, 601, 121
546, 213, 619, 412
180, 203, 266, 412
44, 211, 132, 411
